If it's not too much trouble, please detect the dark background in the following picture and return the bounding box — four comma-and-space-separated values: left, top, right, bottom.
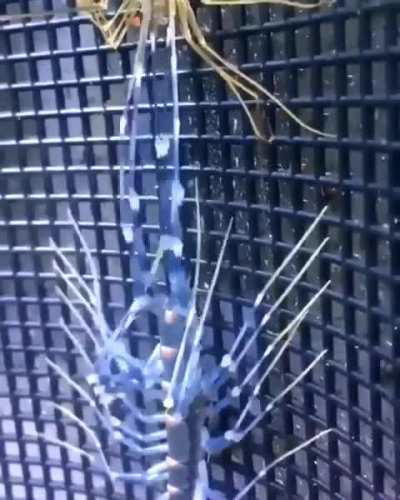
0, 0, 399, 499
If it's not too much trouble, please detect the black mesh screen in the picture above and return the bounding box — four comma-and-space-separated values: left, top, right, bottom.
0, 0, 399, 499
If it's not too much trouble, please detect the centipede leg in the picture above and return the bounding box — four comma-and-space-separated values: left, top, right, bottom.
233, 429, 332, 499
230, 282, 330, 400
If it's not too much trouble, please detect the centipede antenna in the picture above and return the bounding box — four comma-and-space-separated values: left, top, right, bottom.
255, 207, 328, 308
177, 218, 234, 410
56, 286, 102, 352
49, 386, 170, 481
59, 318, 94, 369
32, 431, 94, 462
233, 429, 333, 500
227, 349, 327, 442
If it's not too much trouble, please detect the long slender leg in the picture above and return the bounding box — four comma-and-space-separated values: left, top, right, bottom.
225, 349, 327, 443
50, 401, 113, 476
220, 206, 328, 374
50, 238, 96, 305
231, 236, 329, 371
205, 348, 327, 453
204, 281, 329, 454
231, 280, 330, 399
36, 403, 169, 482
165, 180, 202, 409
258, 237, 329, 327
119, 0, 151, 235
234, 429, 332, 500
56, 286, 101, 351
234, 318, 316, 430
220, 323, 249, 370
255, 206, 328, 307
29, 431, 94, 461
117, 426, 167, 444
59, 318, 94, 369
46, 358, 105, 416
176, 218, 233, 411
67, 210, 110, 341
54, 261, 109, 337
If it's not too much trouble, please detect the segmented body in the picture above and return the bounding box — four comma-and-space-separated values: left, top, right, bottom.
46, 204, 331, 499
0, 1, 334, 497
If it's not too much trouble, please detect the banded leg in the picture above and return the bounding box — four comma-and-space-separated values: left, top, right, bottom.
203, 282, 329, 453
32, 402, 169, 482
164, 180, 202, 410
175, 218, 234, 413
51, 213, 112, 345
234, 429, 332, 499
47, 358, 167, 452
205, 209, 330, 452
220, 206, 328, 374
230, 281, 330, 400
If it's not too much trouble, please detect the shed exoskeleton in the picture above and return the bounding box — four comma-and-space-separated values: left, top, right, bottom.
75, 0, 334, 141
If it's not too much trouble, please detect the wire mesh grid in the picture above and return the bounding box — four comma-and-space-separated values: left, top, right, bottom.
0, 0, 399, 499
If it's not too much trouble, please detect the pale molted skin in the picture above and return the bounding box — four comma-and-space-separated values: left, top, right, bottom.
76, 0, 334, 140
